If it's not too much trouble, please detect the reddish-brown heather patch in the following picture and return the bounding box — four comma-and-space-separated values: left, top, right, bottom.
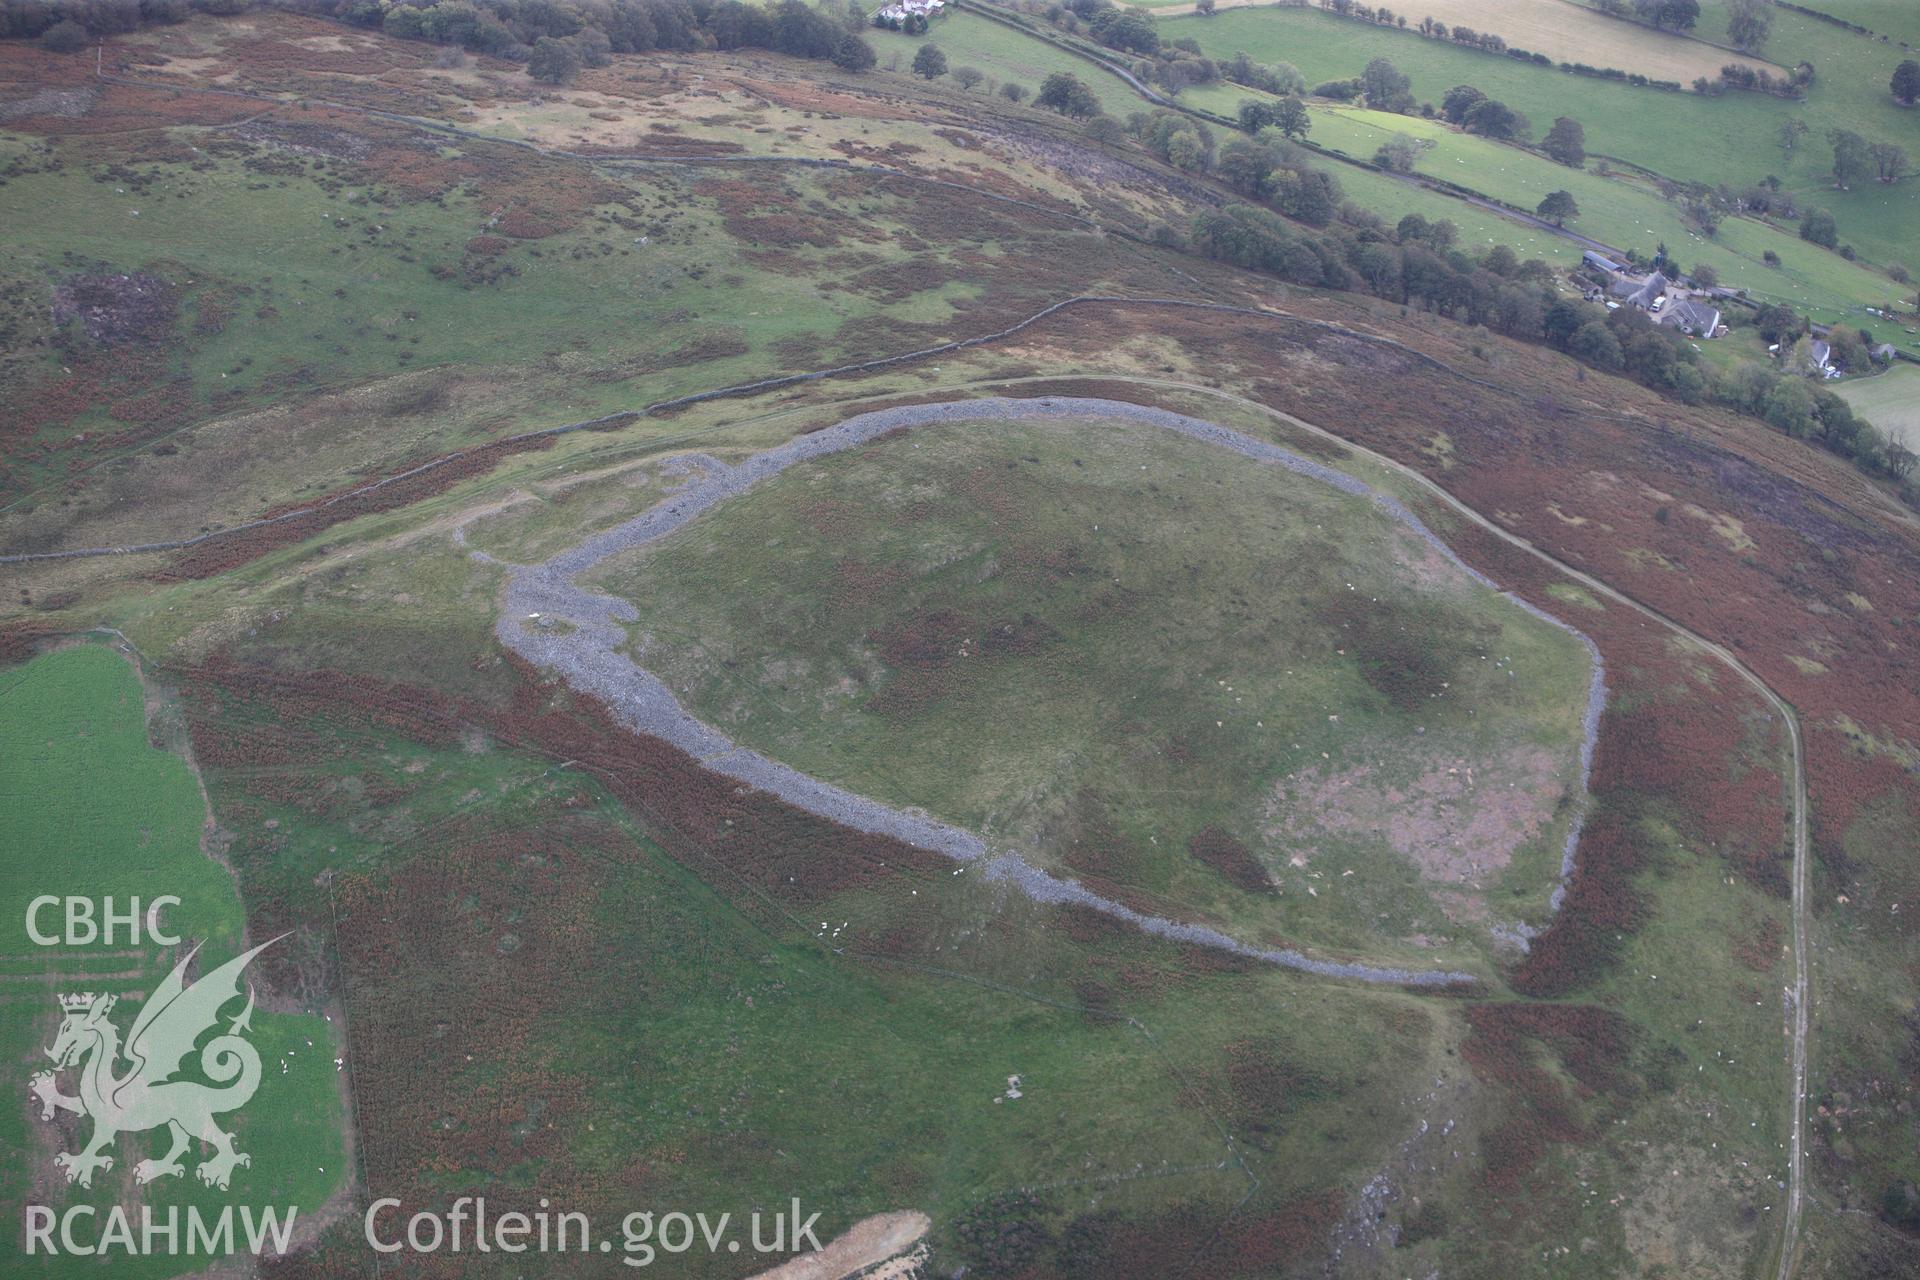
693, 173, 843, 248
1054, 1189, 1345, 1279
1461, 1002, 1637, 1191
333, 812, 612, 1192
1593, 686, 1789, 894
181, 650, 951, 918
0, 621, 61, 664
1733, 910, 1785, 973
1187, 825, 1271, 894
1509, 808, 1648, 997
218, 24, 426, 79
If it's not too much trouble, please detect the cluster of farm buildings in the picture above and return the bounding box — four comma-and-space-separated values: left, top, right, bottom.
1579, 251, 1725, 340
873, 0, 945, 22
1579, 250, 1903, 377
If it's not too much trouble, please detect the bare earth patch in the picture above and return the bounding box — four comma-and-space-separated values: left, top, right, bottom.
1263, 743, 1564, 884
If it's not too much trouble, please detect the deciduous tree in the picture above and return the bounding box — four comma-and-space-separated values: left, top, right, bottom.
1891, 60, 1920, 106
1870, 142, 1909, 183
911, 43, 947, 79
1441, 84, 1485, 124
1536, 190, 1579, 225
1798, 207, 1838, 248
527, 35, 581, 84
38, 18, 87, 51
1726, 0, 1770, 52
1270, 96, 1309, 139
1037, 71, 1100, 117
1776, 117, 1808, 160
832, 32, 875, 71
1463, 98, 1527, 141
1361, 57, 1412, 111
1542, 117, 1585, 167
1829, 128, 1871, 189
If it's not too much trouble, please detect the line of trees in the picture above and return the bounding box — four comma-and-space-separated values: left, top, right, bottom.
1699, 60, 1814, 99
350, 0, 879, 81
1, 0, 884, 81
1594, 0, 1698, 32
3, 0, 247, 42
1438, 83, 1529, 142
1181, 195, 1912, 487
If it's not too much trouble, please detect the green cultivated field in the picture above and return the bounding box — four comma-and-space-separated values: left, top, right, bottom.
1835, 363, 1920, 449
590, 416, 1597, 970
1167, 6, 1920, 272
0, 644, 342, 1278
867, 11, 1143, 116
1780, 0, 1920, 46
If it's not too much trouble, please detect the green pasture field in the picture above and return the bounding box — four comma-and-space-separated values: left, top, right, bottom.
1834, 362, 1920, 449
1307, 105, 1908, 325
0, 643, 342, 1278
587, 414, 1597, 971
1773, 0, 1920, 47
867, 10, 1143, 117
1333, 159, 1582, 261
1165, 6, 1920, 272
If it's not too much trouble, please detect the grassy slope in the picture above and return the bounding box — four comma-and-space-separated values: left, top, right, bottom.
589, 415, 1595, 969
0, 86, 1196, 561
1168, 6, 1920, 273
0, 644, 342, 1277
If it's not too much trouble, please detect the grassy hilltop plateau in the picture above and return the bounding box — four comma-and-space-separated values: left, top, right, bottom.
2, 0, 1919, 1276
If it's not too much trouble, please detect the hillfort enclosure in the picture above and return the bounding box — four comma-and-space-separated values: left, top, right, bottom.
2, 1, 1917, 1278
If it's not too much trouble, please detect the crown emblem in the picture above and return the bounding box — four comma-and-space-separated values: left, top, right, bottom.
58, 992, 96, 1013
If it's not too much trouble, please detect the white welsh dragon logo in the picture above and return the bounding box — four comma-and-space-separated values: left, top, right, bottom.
28, 936, 282, 1191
